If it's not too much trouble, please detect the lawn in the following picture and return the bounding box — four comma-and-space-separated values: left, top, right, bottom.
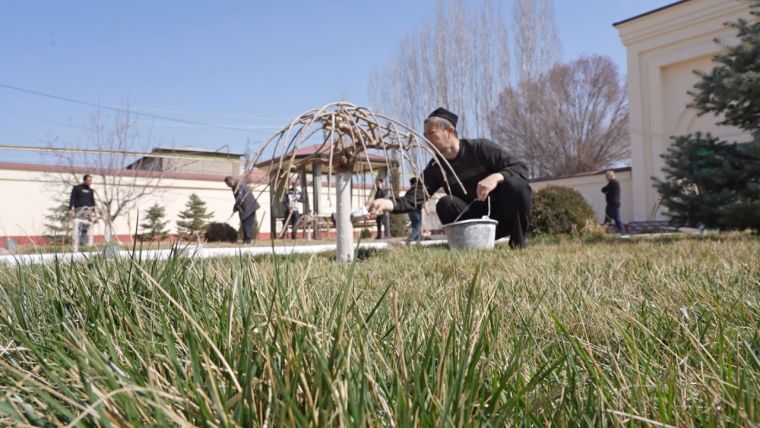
1, 234, 758, 426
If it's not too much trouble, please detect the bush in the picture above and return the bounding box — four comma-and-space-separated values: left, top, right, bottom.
530, 186, 595, 235
360, 227, 372, 239
205, 222, 239, 243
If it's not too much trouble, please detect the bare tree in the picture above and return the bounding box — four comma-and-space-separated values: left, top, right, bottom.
513, 0, 562, 83
369, 0, 511, 154
46, 103, 163, 224
491, 55, 629, 177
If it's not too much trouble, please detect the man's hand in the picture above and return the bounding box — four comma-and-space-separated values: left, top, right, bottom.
67, 209, 74, 220
476, 173, 504, 201
367, 198, 394, 215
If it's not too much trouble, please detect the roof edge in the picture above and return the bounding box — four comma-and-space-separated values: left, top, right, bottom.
613, 0, 690, 27
530, 166, 632, 183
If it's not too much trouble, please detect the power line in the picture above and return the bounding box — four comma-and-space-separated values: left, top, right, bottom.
0, 82, 276, 136
133, 107, 289, 121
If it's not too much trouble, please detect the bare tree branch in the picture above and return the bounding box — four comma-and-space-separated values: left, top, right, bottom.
491, 55, 629, 177
370, 0, 511, 161
45, 103, 164, 224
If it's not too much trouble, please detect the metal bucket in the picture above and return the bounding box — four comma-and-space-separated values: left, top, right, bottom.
442, 197, 497, 250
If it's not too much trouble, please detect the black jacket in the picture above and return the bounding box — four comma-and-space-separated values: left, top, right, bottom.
601, 179, 621, 206
232, 183, 260, 219
69, 184, 95, 209
392, 138, 528, 213
374, 186, 389, 217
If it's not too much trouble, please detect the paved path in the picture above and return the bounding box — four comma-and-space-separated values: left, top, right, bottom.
0, 240, 448, 266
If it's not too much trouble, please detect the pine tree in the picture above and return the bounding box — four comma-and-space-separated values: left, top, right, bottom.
44, 201, 72, 245
176, 193, 214, 238
689, 3, 760, 134
139, 203, 169, 241
655, 2, 760, 233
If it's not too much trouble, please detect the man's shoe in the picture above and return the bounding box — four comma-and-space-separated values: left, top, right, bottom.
494, 236, 510, 245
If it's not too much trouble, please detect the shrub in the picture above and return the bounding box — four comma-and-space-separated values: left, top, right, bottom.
530, 186, 595, 235
360, 227, 372, 239
205, 222, 239, 243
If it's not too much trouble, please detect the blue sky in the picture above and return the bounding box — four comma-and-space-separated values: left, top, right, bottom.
0, 0, 668, 163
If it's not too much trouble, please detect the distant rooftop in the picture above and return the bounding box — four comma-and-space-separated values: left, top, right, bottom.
0, 160, 267, 183
150, 146, 244, 158
255, 143, 397, 174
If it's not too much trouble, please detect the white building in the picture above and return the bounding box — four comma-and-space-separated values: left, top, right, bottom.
534, 0, 755, 226
614, 0, 753, 221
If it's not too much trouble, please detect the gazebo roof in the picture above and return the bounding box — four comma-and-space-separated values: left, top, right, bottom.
255, 143, 398, 174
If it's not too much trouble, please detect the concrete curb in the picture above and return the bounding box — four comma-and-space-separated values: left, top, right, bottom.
0, 240, 449, 266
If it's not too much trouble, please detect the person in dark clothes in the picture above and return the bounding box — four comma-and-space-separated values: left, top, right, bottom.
283, 180, 303, 240
367, 107, 532, 249
225, 176, 260, 244
68, 174, 98, 250
373, 177, 391, 239
68, 174, 96, 213
601, 170, 626, 235
407, 177, 423, 242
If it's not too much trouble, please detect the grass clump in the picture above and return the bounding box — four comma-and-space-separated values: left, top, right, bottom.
0, 235, 758, 426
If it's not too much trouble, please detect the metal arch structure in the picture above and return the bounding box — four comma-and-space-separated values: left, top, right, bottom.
252, 101, 462, 262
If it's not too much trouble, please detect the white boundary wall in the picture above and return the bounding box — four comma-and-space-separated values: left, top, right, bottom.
0, 166, 373, 243
530, 169, 633, 224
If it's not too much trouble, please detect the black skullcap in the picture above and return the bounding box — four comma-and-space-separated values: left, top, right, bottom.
427, 107, 458, 128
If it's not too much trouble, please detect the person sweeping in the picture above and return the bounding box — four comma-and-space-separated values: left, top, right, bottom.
224, 176, 260, 244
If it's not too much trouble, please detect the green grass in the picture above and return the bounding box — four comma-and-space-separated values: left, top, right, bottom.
1, 234, 758, 426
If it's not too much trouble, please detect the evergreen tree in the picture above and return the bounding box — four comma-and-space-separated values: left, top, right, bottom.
689, 3, 760, 134
139, 203, 169, 241
44, 201, 72, 245
655, 3, 760, 232
176, 193, 214, 238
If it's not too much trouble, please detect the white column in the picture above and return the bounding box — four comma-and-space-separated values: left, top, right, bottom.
335, 171, 353, 263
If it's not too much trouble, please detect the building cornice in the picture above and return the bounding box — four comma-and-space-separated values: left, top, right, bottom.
615, 0, 750, 47
613, 0, 690, 27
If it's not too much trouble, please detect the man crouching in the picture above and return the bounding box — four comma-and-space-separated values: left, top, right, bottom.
367, 107, 532, 248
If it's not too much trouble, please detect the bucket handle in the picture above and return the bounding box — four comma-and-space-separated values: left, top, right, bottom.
452, 196, 491, 223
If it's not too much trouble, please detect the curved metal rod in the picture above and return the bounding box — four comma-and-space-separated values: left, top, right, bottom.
246, 102, 466, 223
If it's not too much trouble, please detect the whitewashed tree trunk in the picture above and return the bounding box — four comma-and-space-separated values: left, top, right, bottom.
335, 171, 353, 263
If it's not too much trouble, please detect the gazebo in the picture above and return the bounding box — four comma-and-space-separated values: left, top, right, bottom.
249, 102, 457, 262
255, 143, 398, 239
